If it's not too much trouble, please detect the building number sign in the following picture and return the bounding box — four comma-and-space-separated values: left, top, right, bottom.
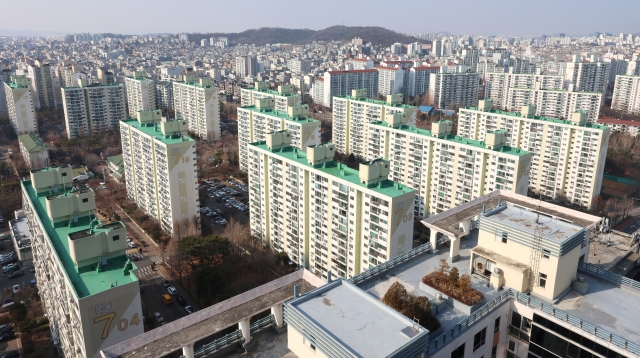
94, 302, 141, 339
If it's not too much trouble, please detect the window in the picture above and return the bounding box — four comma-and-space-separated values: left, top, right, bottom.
62, 172, 67, 176
112, 235, 120, 241
539, 273, 547, 288
82, 198, 88, 203
302, 336, 315, 350
451, 343, 465, 358
501, 232, 508, 243
508, 340, 515, 352
494, 317, 500, 333
474, 328, 487, 351
542, 249, 550, 259
491, 346, 497, 358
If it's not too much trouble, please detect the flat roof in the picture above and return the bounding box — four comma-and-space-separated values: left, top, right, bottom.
336, 95, 415, 109
21, 181, 137, 299
290, 280, 427, 358
484, 205, 583, 243
370, 122, 531, 156
239, 106, 319, 124
250, 142, 414, 198
120, 119, 194, 145
243, 87, 299, 97
462, 107, 609, 130
18, 133, 48, 152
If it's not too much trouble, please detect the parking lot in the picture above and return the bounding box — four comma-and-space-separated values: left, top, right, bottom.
199, 179, 250, 234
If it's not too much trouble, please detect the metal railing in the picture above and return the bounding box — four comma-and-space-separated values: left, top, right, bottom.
578, 261, 640, 292
191, 315, 276, 358
348, 242, 433, 285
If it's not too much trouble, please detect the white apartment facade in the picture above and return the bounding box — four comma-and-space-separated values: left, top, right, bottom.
125, 71, 157, 116
367, 119, 532, 218
428, 72, 480, 109
564, 59, 611, 93
27, 60, 58, 110
120, 110, 200, 237
173, 74, 220, 141
287, 59, 311, 74
505, 88, 602, 123
409, 66, 440, 97
484, 72, 564, 109
611, 75, 640, 114
376, 66, 404, 96
61, 80, 127, 138
321, 69, 379, 107
237, 101, 320, 172
248, 138, 415, 279
22, 165, 143, 358
458, 100, 611, 208
332, 90, 416, 159
4, 75, 37, 135
240, 81, 301, 112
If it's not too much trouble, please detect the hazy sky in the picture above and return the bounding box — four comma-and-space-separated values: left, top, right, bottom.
2, 0, 639, 37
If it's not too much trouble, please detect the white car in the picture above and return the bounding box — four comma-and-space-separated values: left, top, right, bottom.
2, 264, 16, 273
167, 286, 177, 296
154, 312, 164, 323
12, 285, 19, 294
127, 242, 136, 248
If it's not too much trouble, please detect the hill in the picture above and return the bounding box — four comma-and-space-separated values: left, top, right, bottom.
187, 26, 423, 47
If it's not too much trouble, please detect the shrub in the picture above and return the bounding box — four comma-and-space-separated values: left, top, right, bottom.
422, 259, 484, 306
381, 282, 441, 332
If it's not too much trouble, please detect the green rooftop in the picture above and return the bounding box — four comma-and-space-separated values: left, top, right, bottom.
121, 118, 195, 145
337, 96, 415, 109
21, 181, 137, 299
239, 106, 319, 124
18, 133, 48, 152
245, 87, 299, 97
106, 154, 124, 168
370, 121, 531, 157
175, 81, 217, 89
462, 107, 609, 130
249, 142, 414, 198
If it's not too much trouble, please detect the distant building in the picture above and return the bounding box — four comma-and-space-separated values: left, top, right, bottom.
428, 72, 480, 109
287, 59, 311, 74
27, 60, 58, 110
409, 66, 440, 97
597, 117, 640, 136
321, 69, 379, 107
611, 75, 640, 114
18, 133, 49, 169
240, 81, 300, 112
156, 81, 173, 111
376, 66, 404, 96
505, 88, 602, 123
564, 56, 611, 93
172, 74, 220, 141
484, 72, 564, 109
125, 71, 157, 116
235, 56, 259, 77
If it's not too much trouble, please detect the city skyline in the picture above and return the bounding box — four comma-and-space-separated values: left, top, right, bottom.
1, 0, 639, 37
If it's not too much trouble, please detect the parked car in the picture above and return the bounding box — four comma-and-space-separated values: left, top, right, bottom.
8, 271, 23, 279
127, 254, 139, 261
2, 264, 17, 273
2, 298, 13, 305
30, 279, 36, 288
154, 312, 164, 323
127, 242, 136, 248
0, 332, 15, 342
11, 285, 19, 294
0, 350, 19, 358
167, 286, 177, 296
161, 278, 171, 287
185, 306, 195, 314
175, 295, 186, 306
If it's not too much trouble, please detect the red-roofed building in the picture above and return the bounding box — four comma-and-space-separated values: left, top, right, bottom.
597, 117, 640, 136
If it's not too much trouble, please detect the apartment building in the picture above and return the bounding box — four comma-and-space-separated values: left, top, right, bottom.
505, 88, 602, 123
484, 72, 564, 109
235, 55, 258, 77
125, 71, 157, 116
428, 72, 480, 109
310, 77, 324, 105
61, 79, 127, 138
368, 118, 531, 218
172, 74, 220, 141
4, 75, 37, 135
240, 81, 301, 112
320, 69, 379, 107
596, 117, 640, 136
27, 60, 58, 110
248, 138, 415, 279
611, 75, 640, 114
332, 90, 416, 159
458, 100, 611, 208
156, 81, 173, 110
287, 59, 311, 74
237, 100, 320, 172
22, 165, 143, 358
18, 133, 49, 169
120, 110, 200, 237
376, 66, 404, 96
409, 66, 440, 97
564, 59, 611, 93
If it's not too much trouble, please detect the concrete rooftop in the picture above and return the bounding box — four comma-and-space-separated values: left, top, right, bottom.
485, 205, 583, 243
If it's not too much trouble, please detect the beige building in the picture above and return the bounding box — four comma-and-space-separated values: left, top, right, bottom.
332, 90, 416, 159
237, 100, 320, 172
240, 81, 301, 112
22, 165, 143, 358
27, 60, 58, 110
4, 75, 37, 135
173, 74, 220, 141
120, 110, 200, 237
248, 137, 415, 279
505, 87, 602, 123
458, 100, 611, 208
484, 72, 564, 109
18, 133, 49, 169
368, 118, 532, 218
125, 71, 157, 116
611, 75, 640, 114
